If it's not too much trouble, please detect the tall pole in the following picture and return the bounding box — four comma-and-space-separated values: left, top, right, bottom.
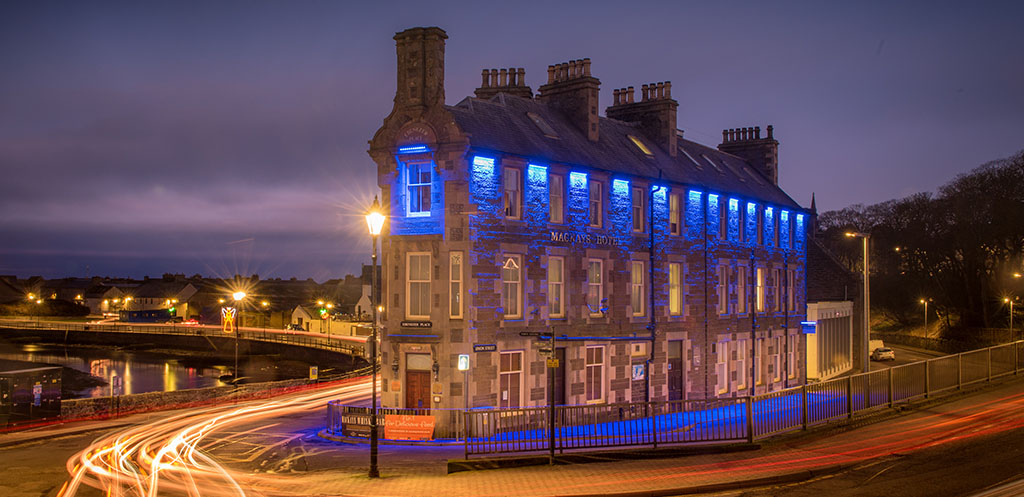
369, 232, 380, 478
861, 235, 870, 373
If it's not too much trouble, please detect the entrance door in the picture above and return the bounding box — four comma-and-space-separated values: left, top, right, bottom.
405, 353, 432, 410
553, 348, 566, 405
668, 340, 685, 401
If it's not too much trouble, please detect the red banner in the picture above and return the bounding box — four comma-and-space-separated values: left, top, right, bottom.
384, 414, 435, 441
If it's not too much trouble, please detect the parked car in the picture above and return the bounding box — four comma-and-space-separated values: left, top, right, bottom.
286, 323, 304, 331
871, 347, 896, 361
182, 318, 200, 326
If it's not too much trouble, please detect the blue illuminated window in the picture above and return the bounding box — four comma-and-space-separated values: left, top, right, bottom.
407, 163, 431, 217
588, 180, 602, 227
549, 173, 564, 223
631, 186, 644, 232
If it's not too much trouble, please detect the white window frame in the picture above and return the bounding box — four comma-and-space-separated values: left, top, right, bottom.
787, 268, 796, 311
736, 265, 748, 315
735, 340, 747, 391
631, 260, 645, 316
588, 180, 602, 227
669, 193, 680, 235
632, 186, 644, 232
587, 259, 604, 317
449, 251, 462, 319
549, 173, 564, 224
407, 162, 432, 217
755, 267, 765, 313
772, 336, 783, 383
502, 254, 522, 319
406, 252, 431, 319
788, 334, 798, 379
585, 345, 605, 403
504, 167, 521, 220
548, 256, 564, 318
717, 264, 730, 316
716, 341, 729, 394
499, 350, 523, 408
669, 262, 682, 316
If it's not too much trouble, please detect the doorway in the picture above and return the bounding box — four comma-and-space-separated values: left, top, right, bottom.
405, 353, 432, 410
668, 340, 685, 401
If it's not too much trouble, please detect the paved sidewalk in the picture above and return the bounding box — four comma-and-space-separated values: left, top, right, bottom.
241, 376, 1024, 497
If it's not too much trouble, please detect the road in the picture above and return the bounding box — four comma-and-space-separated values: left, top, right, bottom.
869, 343, 944, 371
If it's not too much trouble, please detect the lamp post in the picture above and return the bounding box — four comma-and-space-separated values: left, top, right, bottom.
1006, 297, 1015, 339
233, 291, 246, 385
365, 195, 386, 479
846, 232, 871, 373
920, 298, 929, 336
261, 301, 269, 339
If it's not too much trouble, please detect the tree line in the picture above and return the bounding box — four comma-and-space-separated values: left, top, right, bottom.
816, 151, 1024, 337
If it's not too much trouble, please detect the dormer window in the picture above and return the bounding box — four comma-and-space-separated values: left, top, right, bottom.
527, 112, 559, 139
407, 162, 432, 217
628, 135, 653, 157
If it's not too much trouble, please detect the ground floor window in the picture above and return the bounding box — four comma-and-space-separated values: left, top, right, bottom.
500, 351, 522, 408
585, 346, 604, 402
716, 341, 729, 394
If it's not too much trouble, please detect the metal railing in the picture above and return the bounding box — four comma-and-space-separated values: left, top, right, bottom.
0, 318, 365, 357
458, 340, 1022, 457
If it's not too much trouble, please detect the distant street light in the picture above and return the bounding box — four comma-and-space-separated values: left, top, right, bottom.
261, 301, 269, 339
233, 291, 246, 385
920, 298, 930, 335
846, 232, 871, 372
1006, 297, 1015, 339
365, 195, 386, 479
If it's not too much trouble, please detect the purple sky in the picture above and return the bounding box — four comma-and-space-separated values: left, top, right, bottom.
2, 1, 1022, 281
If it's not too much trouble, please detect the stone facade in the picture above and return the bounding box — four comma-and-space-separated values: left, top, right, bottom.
368, 27, 809, 412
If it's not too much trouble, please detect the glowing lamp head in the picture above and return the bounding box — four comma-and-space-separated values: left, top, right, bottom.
326, 303, 334, 309
317, 300, 324, 306
1006, 298, 1012, 303
365, 196, 386, 236
27, 293, 35, 300
261, 301, 269, 307
920, 299, 925, 304
232, 291, 246, 302
1015, 273, 1022, 278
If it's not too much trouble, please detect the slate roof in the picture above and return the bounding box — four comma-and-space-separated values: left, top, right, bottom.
447, 94, 802, 210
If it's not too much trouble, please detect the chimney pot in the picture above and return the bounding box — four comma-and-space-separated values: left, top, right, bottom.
613, 88, 620, 105
517, 68, 525, 87
665, 81, 671, 99
583, 58, 591, 76
481, 69, 489, 88
641, 84, 649, 101
656, 82, 665, 99
723, 130, 729, 142
547, 65, 555, 84
755, 126, 761, 139
499, 68, 508, 87
767, 125, 774, 139
627, 86, 634, 104
490, 69, 498, 87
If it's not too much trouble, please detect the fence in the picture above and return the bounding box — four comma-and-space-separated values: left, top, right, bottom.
0, 318, 365, 357
459, 340, 1022, 457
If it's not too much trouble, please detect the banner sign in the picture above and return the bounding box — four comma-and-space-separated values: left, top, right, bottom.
384, 414, 436, 441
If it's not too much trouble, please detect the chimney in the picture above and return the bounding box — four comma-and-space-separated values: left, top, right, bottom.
392, 27, 448, 116
605, 81, 678, 157
474, 66, 533, 99
718, 125, 779, 185
536, 58, 601, 142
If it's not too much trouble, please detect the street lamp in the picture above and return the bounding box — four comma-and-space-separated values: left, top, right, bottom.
365, 195, 386, 479
1006, 297, 1015, 339
920, 298, 930, 336
261, 300, 269, 339
846, 232, 871, 373
233, 291, 246, 384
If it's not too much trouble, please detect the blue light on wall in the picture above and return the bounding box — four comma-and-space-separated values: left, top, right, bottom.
391, 157, 444, 236
609, 178, 631, 244
728, 198, 740, 242
471, 156, 500, 218
780, 210, 790, 249
687, 190, 703, 238
525, 164, 548, 228
708, 193, 720, 237
612, 179, 630, 193
764, 206, 775, 248
570, 171, 588, 187
397, 145, 429, 154
795, 213, 806, 250
746, 202, 757, 244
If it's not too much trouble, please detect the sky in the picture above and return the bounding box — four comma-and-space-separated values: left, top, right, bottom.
1, 0, 1022, 281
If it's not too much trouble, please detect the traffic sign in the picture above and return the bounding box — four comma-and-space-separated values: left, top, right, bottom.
546, 358, 559, 368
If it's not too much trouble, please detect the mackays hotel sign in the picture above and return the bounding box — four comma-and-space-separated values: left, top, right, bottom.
550, 230, 615, 246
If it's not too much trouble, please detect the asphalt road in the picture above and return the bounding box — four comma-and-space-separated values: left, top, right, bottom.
869, 344, 945, 371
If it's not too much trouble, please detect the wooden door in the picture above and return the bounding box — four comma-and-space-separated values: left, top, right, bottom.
405, 370, 431, 409
553, 348, 566, 405
668, 340, 685, 401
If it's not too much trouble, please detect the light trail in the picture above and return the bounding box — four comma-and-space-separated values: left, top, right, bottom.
59, 377, 371, 497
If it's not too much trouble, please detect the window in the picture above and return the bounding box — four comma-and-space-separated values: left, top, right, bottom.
773, 211, 780, 246
715, 341, 729, 394
549, 174, 564, 223
628, 135, 653, 156
787, 269, 796, 311
756, 206, 764, 245
738, 202, 746, 243
504, 167, 521, 219
499, 351, 522, 408
632, 186, 644, 232
772, 336, 782, 382
585, 346, 605, 402
735, 340, 747, 391
588, 180, 602, 227
631, 261, 645, 316
407, 163, 431, 216
772, 268, 782, 312
449, 252, 462, 319
755, 267, 765, 313
548, 256, 564, 318
717, 264, 730, 315
787, 334, 798, 379
502, 255, 522, 318
669, 263, 682, 316
755, 338, 766, 386
669, 194, 680, 235
407, 253, 430, 319
736, 265, 748, 314
587, 259, 604, 316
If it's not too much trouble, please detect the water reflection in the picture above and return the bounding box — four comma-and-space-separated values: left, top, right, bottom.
0, 343, 229, 398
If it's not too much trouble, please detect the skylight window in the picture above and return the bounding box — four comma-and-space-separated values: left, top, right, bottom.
701, 154, 724, 173
628, 135, 654, 157
743, 166, 765, 185
680, 148, 702, 170
527, 112, 559, 139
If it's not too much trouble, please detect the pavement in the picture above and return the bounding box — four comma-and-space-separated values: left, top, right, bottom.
6, 373, 1024, 497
